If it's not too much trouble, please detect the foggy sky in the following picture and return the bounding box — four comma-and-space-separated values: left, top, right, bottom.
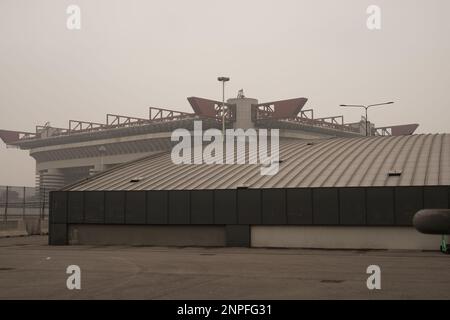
1, 0, 449, 186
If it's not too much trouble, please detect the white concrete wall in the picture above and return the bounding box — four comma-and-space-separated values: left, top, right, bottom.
251, 226, 442, 250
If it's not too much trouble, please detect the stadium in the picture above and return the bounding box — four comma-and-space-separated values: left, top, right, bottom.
2, 94, 446, 250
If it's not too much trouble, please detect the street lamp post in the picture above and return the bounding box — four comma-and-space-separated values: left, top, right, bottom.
217, 77, 230, 137
340, 102, 394, 136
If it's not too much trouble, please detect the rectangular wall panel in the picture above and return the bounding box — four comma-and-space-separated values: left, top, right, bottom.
147, 190, 168, 224
168, 190, 190, 224
125, 191, 146, 224
366, 187, 395, 225
49, 223, 67, 245
190, 190, 214, 224
262, 189, 286, 224
286, 189, 313, 224
214, 190, 237, 224
105, 191, 125, 224
424, 186, 449, 209
313, 188, 339, 225
226, 225, 250, 247
51, 191, 67, 224
395, 187, 423, 225
339, 188, 366, 225
67, 192, 83, 223
84, 191, 105, 224
237, 189, 261, 224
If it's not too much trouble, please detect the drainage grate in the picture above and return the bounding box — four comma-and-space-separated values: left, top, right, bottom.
320, 279, 344, 283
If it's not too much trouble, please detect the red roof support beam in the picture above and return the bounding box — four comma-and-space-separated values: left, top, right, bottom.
375, 124, 419, 136
252, 97, 308, 120
187, 97, 236, 122
0, 129, 36, 144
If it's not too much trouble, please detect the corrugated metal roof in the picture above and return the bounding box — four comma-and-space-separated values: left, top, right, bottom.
65, 134, 450, 191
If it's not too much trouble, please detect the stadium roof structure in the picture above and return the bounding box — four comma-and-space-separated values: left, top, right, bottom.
65, 133, 450, 191
0, 96, 419, 149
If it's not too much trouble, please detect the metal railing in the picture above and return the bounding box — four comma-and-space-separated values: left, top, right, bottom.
0, 186, 48, 221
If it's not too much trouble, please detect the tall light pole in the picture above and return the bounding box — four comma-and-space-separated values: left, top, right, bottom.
340, 101, 394, 136
217, 77, 230, 137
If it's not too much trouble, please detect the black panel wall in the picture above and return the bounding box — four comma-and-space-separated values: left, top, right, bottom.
286, 188, 312, 224
168, 190, 190, 224
84, 191, 105, 223
262, 189, 286, 224
237, 189, 261, 224
313, 188, 339, 225
49, 185, 450, 245
49, 224, 68, 245
424, 186, 449, 209
147, 190, 168, 224
51, 191, 67, 224
226, 225, 250, 247
190, 190, 214, 224
67, 192, 83, 223
366, 187, 395, 225
214, 190, 237, 224
339, 188, 366, 225
125, 191, 146, 224
395, 187, 423, 225
105, 191, 125, 224
49, 191, 68, 245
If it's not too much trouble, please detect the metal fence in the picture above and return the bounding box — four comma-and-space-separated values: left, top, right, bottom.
0, 186, 48, 221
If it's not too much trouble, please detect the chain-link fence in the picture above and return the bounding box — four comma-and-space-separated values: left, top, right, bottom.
0, 186, 48, 221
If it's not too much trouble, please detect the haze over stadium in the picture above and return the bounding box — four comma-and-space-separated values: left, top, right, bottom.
1, 0, 450, 186
1, 1, 450, 303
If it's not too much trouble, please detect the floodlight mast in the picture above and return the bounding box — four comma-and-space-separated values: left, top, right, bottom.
217, 77, 230, 138
339, 102, 394, 136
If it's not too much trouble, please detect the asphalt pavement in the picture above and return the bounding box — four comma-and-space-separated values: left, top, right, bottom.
0, 236, 448, 299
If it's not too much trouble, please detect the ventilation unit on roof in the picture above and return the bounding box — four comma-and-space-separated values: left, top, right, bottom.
388, 169, 402, 177
130, 176, 145, 183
